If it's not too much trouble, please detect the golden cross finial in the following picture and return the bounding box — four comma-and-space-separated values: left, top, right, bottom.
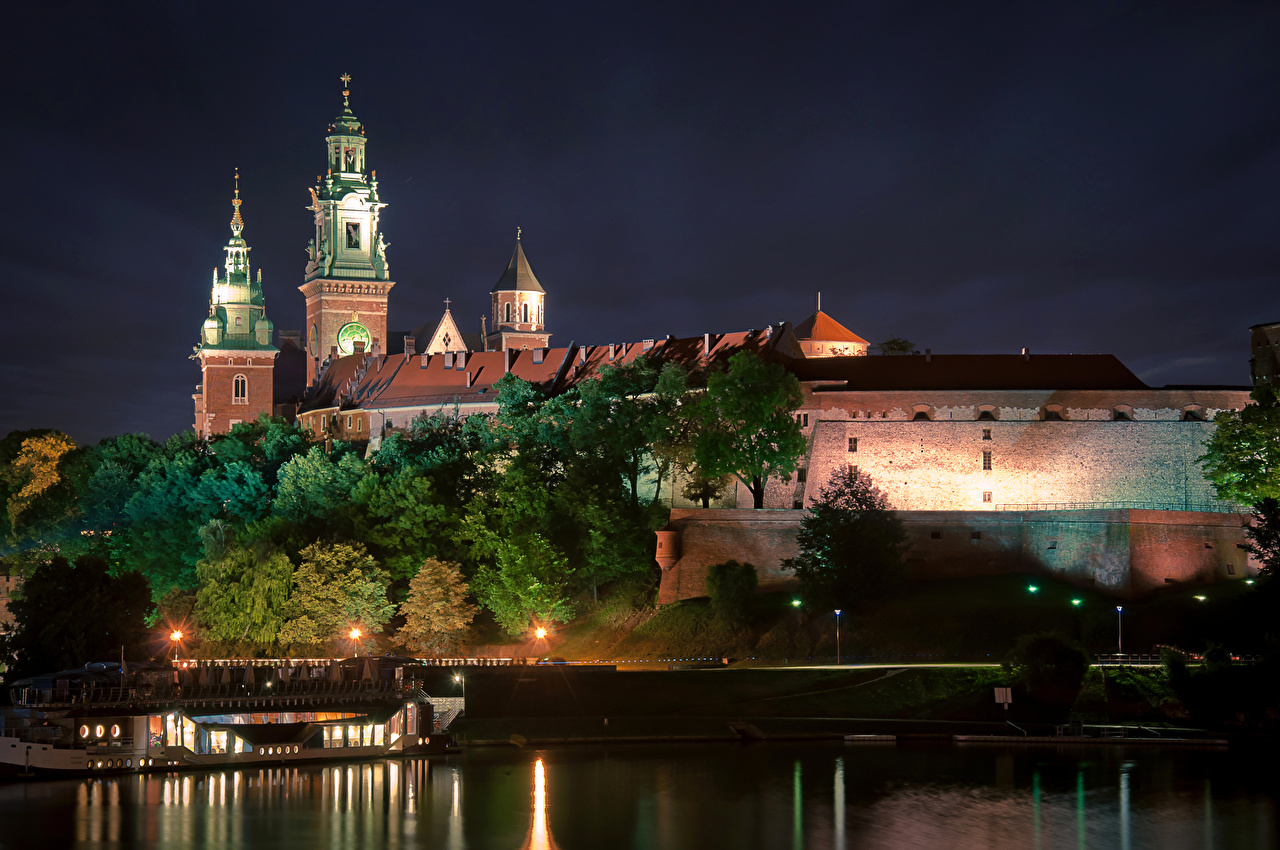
233, 167, 240, 202
340, 73, 351, 107
340, 73, 352, 87
516, 226, 522, 241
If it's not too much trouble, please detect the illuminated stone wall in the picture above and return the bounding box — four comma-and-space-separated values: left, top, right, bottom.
656, 507, 1258, 603
747, 387, 1253, 512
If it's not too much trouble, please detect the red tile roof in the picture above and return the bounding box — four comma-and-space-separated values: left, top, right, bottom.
792, 310, 868, 344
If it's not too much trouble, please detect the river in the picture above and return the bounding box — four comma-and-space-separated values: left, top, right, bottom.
0, 742, 1275, 848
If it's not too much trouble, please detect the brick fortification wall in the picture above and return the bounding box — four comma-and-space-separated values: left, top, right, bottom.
656, 508, 1257, 604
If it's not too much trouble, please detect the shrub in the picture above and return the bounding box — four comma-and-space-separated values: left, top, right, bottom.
706, 560, 758, 627
1006, 632, 1090, 700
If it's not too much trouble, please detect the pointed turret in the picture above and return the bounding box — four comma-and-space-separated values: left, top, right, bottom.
487, 228, 550, 351
792, 308, 869, 358
192, 173, 280, 439
301, 73, 395, 383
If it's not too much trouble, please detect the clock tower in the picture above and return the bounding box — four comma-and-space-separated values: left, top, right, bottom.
192, 173, 278, 438
300, 74, 395, 382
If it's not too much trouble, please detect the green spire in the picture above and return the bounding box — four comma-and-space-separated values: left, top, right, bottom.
230, 167, 244, 236
195, 172, 276, 353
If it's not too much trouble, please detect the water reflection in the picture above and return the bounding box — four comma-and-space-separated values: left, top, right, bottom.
1, 743, 1274, 848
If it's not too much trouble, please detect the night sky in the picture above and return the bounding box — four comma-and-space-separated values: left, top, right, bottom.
4, 1, 1280, 445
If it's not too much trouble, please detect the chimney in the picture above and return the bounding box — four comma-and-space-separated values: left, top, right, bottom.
330, 345, 339, 357
533, 348, 544, 364
925, 348, 932, 363
481, 316, 488, 350
578, 347, 586, 366
703, 333, 711, 357
608, 343, 616, 361
444, 351, 455, 369
1022, 347, 1030, 361
404, 335, 416, 357
353, 340, 366, 355
465, 371, 472, 388
456, 351, 467, 370
505, 348, 515, 374
766, 325, 774, 339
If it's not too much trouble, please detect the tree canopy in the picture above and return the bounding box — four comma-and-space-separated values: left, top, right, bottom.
1200, 387, 1280, 505
692, 351, 806, 509
786, 467, 906, 609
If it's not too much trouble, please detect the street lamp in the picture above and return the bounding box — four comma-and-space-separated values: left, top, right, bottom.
169, 630, 183, 663
535, 627, 547, 639
454, 672, 466, 701
834, 609, 842, 666
791, 599, 801, 609
1115, 606, 1124, 656
349, 628, 362, 656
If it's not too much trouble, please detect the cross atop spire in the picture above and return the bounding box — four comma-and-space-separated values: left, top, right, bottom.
230, 167, 244, 235
443, 297, 452, 310
516, 226, 522, 241
340, 72, 351, 108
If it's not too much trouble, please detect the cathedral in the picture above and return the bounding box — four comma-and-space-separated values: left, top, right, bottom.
191, 77, 1265, 600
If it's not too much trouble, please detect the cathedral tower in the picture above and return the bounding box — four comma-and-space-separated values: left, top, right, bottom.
192, 173, 278, 438
300, 74, 395, 381
486, 229, 550, 351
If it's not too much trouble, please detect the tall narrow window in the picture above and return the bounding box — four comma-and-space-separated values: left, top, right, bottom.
522, 303, 529, 323
982, 428, 992, 440
346, 222, 361, 249
982, 491, 992, 503
982, 451, 992, 470
537, 304, 543, 325
233, 374, 248, 404
505, 302, 513, 323
848, 437, 858, 453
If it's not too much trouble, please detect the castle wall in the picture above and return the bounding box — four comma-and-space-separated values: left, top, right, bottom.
736, 387, 1252, 512
655, 507, 1257, 604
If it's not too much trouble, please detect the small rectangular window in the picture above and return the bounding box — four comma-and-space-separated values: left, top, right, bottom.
982, 451, 992, 470
930, 531, 942, 540
847, 464, 858, 476
848, 437, 858, 453
1204, 540, 1213, 549
1047, 541, 1057, 550
346, 222, 361, 249
982, 428, 991, 440
971, 531, 982, 542
792, 499, 803, 509
1226, 563, 1235, 575
346, 415, 352, 429
796, 413, 809, 427
982, 491, 992, 503
356, 418, 362, 432
797, 468, 807, 483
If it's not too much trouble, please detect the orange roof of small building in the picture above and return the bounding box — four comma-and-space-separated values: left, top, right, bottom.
792, 310, 868, 345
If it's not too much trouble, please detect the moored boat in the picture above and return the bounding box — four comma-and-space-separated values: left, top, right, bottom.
1, 656, 466, 779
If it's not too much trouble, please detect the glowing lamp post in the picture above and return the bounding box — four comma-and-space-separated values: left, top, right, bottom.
169, 630, 183, 663
1115, 606, 1124, 656
834, 609, 842, 666
535, 627, 547, 640
349, 627, 363, 656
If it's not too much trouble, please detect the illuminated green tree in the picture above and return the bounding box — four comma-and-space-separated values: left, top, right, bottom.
1200, 387, 1280, 505
471, 534, 575, 637
194, 538, 293, 645
692, 351, 806, 509
279, 542, 395, 649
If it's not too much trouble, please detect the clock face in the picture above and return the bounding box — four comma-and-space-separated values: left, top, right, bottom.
309, 324, 318, 355
336, 321, 371, 355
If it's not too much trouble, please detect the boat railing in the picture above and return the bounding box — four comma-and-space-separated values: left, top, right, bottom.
10, 676, 431, 709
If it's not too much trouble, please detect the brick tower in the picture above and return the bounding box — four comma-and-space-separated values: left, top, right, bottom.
299, 74, 395, 382
485, 229, 550, 351
192, 173, 278, 438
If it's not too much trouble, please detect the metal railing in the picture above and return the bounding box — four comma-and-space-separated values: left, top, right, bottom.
11, 677, 424, 710
995, 500, 1249, 514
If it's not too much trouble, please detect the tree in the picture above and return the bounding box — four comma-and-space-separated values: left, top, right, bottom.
786, 467, 906, 608
1, 555, 152, 679
278, 542, 395, 650
394, 558, 478, 653
472, 534, 575, 637
1005, 632, 1090, 701
871, 337, 919, 356
706, 560, 758, 627
681, 471, 734, 509
274, 446, 366, 522
693, 351, 807, 509
194, 537, 293, 645
4, 431, 77, 539
1244, 497, 1280, 579
1199, 386, 1280, 505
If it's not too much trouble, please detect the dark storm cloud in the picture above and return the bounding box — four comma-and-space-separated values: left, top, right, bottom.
2, 0, 1279, 443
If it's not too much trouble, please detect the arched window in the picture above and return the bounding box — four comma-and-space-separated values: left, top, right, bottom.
233, 375, 248, 404
522, 303, 530, 323
505, 302, 513, 323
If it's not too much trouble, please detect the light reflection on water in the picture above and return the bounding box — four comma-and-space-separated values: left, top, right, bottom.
0, 743, 1276, 849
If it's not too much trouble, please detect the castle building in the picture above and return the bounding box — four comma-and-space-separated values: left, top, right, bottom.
191, 175, 278, 438
195, 77, 1264, 600
299, 76, 395, 383
485, 232, 550, 351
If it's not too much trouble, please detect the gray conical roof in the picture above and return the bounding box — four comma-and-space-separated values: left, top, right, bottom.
491, 240, 544, 293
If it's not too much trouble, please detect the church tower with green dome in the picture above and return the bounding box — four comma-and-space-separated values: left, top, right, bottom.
192, 172, 279, 438
299, 74, 395, 382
